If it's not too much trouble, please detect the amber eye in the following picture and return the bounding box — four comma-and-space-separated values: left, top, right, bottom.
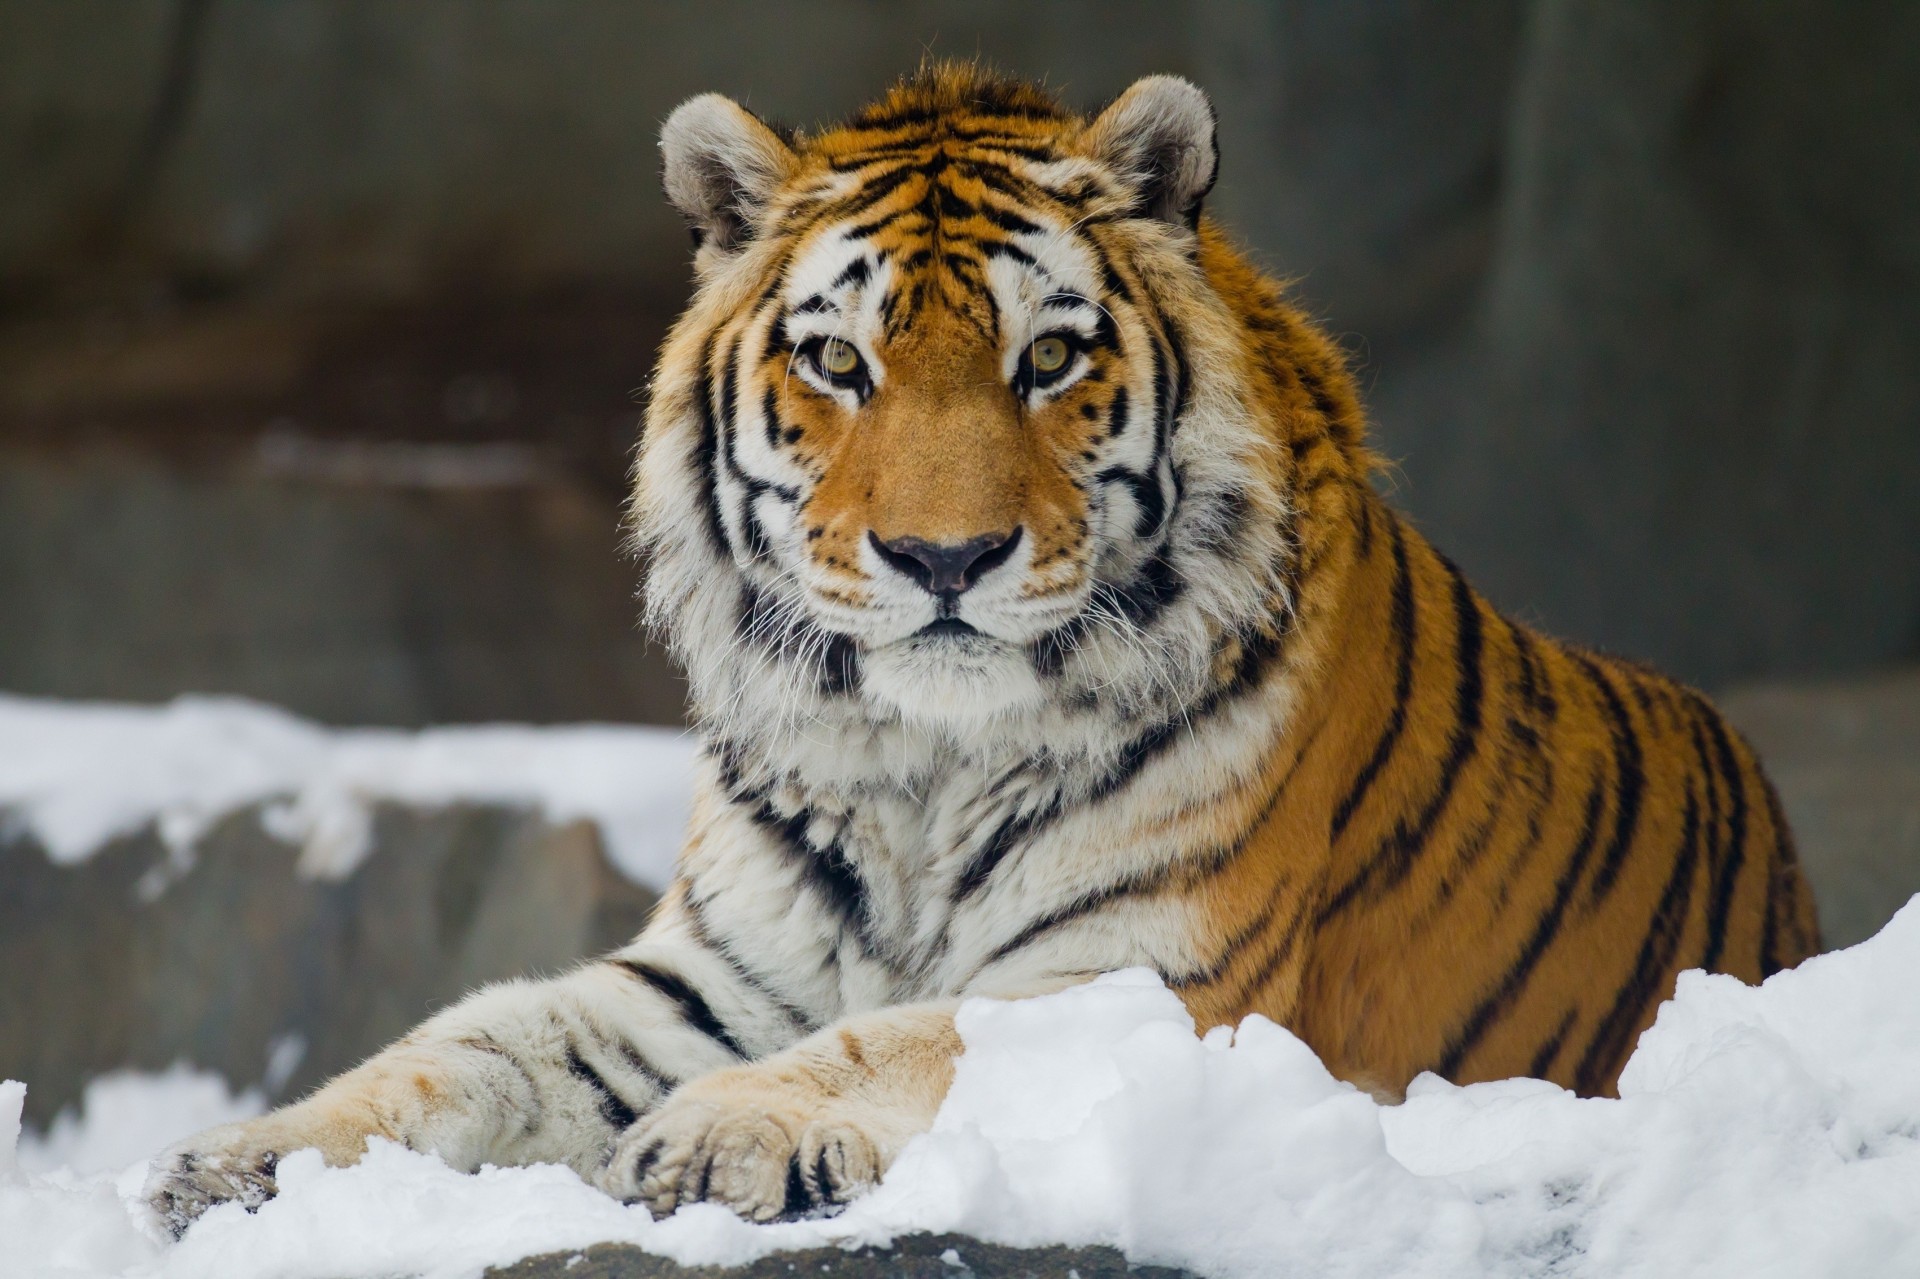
821, 338, 862, 378
1018, 332, 1081, 394
1031, 336, 1071, 374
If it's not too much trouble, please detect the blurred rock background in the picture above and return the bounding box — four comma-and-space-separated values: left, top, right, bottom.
2, 1, 1917, 1129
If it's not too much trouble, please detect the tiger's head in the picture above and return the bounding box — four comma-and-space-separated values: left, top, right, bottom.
636, 66, 1305, 766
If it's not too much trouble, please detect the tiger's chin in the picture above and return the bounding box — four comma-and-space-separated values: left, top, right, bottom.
862, 629, 1045, 733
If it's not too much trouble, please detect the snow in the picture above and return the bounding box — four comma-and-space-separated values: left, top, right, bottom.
0, 694, 695, 888
14, 1068, 266, 1179
7, 899, 1920, 1279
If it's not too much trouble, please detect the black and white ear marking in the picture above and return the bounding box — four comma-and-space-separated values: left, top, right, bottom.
1082, 75, 1219, 230
659, 94, 797, 253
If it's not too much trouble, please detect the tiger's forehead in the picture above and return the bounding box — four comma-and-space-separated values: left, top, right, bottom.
776, 136, 1109, 340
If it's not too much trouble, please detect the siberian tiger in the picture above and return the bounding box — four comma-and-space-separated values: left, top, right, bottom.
147, 65, 1820, 1231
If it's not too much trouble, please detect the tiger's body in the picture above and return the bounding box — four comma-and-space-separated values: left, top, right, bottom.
147, 66, 1818, 1231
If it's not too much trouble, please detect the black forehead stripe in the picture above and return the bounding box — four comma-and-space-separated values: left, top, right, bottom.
937, 186, 979, 221
839, 201, 926, 243
830, 257, 871, 291
984, 241, 1039, 269
812, 163, 921, 225
978, 202, 1046, 236
791, 294, 832, 315
966, 162, 1060, 209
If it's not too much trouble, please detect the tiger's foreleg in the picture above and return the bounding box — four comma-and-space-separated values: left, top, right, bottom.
142, 941, 790, 1236
595, 1003, 964, 1222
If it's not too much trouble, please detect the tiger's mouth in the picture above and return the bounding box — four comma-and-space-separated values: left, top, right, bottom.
915, 617, 981, 639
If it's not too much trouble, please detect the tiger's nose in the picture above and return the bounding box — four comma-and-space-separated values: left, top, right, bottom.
867, 528, 1023, 596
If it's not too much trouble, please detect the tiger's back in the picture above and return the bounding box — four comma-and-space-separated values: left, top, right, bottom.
1167, 235, 1820, 1096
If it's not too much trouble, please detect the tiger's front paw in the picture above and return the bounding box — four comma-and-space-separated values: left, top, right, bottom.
142, 1101, 379, 1238
596, 1073, 885, 1222
142, 1120, 291, 1238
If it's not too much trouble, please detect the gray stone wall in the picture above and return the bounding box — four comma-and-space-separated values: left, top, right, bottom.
1198, 1, 1920, 689
1, 1, 1192, 305
3, 1, 1917, 699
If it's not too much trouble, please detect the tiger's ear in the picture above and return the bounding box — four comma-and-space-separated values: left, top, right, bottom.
660, 94, 798, 253
1082, 76, 1218, 230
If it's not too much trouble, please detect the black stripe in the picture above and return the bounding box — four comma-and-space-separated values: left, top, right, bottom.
1102, 386, 1130, 441
1511, 623, 1559, 723
1094, 547, 1185, 628
1572, 654, 1648, 907
979, 201, 1045, 236
1318, 555, 1486, 923
1683, 702, 1726, 969
984, 240, 1039, 269
967, 850, 1215, 983
1756, 776, 1807, 975
834, 167, 919, 223
936, 186, 978, 221
1692, 695, 1750, 972
734, 791, 877, 959
1435, 770, 1608, 1078
969, 713, 1323, 990
1072, 608, 1289, 807
1094, 463, 1165, 538
679, 885, 816, 1032
819, 634, 860, 697
1528, 1009, 1579, 1080
1574, 782, 1705, 1095
613, 959, 748, 1059
1169, 716, 1330, 993
1165, 317, 1191, 438
1080, 233, 1137, 307
954, 804, 1051, 903
1295, 361, 1351, 444
1148, 337, 1174, 462
564, 1039, 639, 1130
1234, 903, 1309, 1005
1329, 516, 1415, 842
691, 336, 730, 556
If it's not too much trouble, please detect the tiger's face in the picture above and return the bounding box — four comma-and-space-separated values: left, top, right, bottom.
748, 177, 1184, 724
641, 70, 1274, 745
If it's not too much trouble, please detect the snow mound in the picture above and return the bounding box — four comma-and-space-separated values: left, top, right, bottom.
0, 695, 694, 888
6, 899, 1920, 1279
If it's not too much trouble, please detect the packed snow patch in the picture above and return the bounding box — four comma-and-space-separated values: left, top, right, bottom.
0, 694, 694, 887
6, 900, 1920, 1278
14, 1067, 267, 1179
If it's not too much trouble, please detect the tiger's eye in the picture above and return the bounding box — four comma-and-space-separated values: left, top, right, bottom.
821, 339, 861, 377
1031, 336, 1071, 375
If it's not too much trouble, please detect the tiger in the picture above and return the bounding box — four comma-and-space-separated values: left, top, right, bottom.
145, 64, 1820, 1232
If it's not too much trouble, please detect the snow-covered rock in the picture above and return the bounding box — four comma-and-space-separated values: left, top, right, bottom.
0, 693, 694, 884
0, 695, 688, 1129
